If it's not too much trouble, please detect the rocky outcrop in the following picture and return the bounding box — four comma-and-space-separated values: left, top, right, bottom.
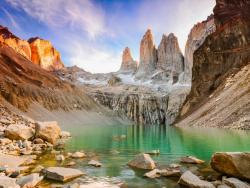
136, 29, 157, 78
183, 15, 215, 83
179, 0, 250, 123
119, 47, 137, 73
157, 33, 184, 83
0, 25, 31, 60
28, 37, 64, 71
211, 152, 250, 181
0, 26, 64, 71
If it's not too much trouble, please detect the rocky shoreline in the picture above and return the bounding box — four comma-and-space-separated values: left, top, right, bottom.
0, 104, 249, 188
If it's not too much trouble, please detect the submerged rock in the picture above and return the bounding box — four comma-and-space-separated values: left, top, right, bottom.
178, 171, 215, 188
35, 121, 61, 144
4, 124, 34, 140
144, 169, 161, 179
211, 152, 250, 181
181, 156, 205, 164
128, 153, 155, 170
43, 167, 84, 182
72, 152, 86, 158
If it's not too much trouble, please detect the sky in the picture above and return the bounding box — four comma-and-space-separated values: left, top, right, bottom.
0, 0, 215, 73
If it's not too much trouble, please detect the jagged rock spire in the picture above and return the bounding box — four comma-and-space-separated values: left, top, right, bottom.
119, 47, 137, 73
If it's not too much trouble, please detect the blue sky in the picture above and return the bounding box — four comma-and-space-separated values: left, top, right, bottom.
0, 0, 215, 73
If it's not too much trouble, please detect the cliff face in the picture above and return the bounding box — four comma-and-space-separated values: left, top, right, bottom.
0, 26, 31, 60
177, 0, 250, 128
119, 47, 137, 73
184, 15, 215, 83
157, 33, 184, 83
28, 37, 64, 71
0, 25, 64, 71
136, 29, 157, 78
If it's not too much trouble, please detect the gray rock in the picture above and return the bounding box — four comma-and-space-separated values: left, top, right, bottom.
224, 178, 250, 188
128, 153, 155, 170
35, 121, 61, 144
178, 171, 215, 188
4, 124, 34, 140
0, 176, 20, 188
88, 160, 102, 167
43, 167, 84, 182
17, 173, 43, 188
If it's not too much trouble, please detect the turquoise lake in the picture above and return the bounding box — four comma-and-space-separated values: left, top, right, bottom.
41, 123, 250, 187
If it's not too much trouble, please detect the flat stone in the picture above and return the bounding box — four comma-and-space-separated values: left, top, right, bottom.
181, 156, 205, 164
160, 168, 181, 177
0, 176, 20, 188
211, 152, 250, 181
224, 177, 250, 188
4, 124, 34, 140
0, 154, 34, 168
43, 167, 84, 182
88, 160, 102, 167
35, 121, 61, 144
178, 171, 215, 188
128, 153, 155, 170
144, 169, 161, 178
17, 173, 43, 188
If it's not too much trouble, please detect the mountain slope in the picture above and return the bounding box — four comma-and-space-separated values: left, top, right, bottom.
0, 43, 98, 112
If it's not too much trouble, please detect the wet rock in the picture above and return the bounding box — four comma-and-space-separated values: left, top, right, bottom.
211, 152, 250, 181
128, 153, 155, 170
181, 156, 205, 164
178, 171, 215, 188
223, 177, 250, 188
60, 131, 71, 139
72, 152, 86, 158
43, 167, 84, 182
0, 176, 20, 188
17, 173, 43, 188
160, 168, 181, 177
144, 169, 161, 179
56, 155, 65, 161
145, 150, 160, 155
88, 160, 102, 167
35, 121, 61, 144
4, 124, 34, 140
66, 162, 76, 167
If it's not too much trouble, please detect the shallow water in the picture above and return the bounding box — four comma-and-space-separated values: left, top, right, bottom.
40, 123, 250, 187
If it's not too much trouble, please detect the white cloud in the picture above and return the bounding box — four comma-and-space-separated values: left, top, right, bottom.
67, 41, 121, 73
6, 0, 106, 38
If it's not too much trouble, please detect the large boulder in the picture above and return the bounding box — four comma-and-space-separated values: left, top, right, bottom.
4, 124, 34, 140
223, 177, 249, 188
210, 152, 250, 181
178, 171, 215, 188
17, 173, 43, 188
35, 121, 61, 144
43, 167, 84, 182
128, 153, 156, 170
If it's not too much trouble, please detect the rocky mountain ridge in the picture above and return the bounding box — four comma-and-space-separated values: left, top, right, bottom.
177, 0, 250, 129
0, 25, 64, 71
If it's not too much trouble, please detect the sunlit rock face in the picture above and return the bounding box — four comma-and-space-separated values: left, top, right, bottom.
157, 33, 184, 83
136, 29, 157, 78
119, 47, 137, 73
28, 37, 64, 71
183, 15, 215, 83
0, 25, 31, 60
180, 0, 250, 117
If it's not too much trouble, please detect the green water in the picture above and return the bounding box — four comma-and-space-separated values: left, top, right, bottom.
43, 124, 250, 187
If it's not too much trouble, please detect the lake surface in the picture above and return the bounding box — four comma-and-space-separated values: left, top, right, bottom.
40, 123, 250, 187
